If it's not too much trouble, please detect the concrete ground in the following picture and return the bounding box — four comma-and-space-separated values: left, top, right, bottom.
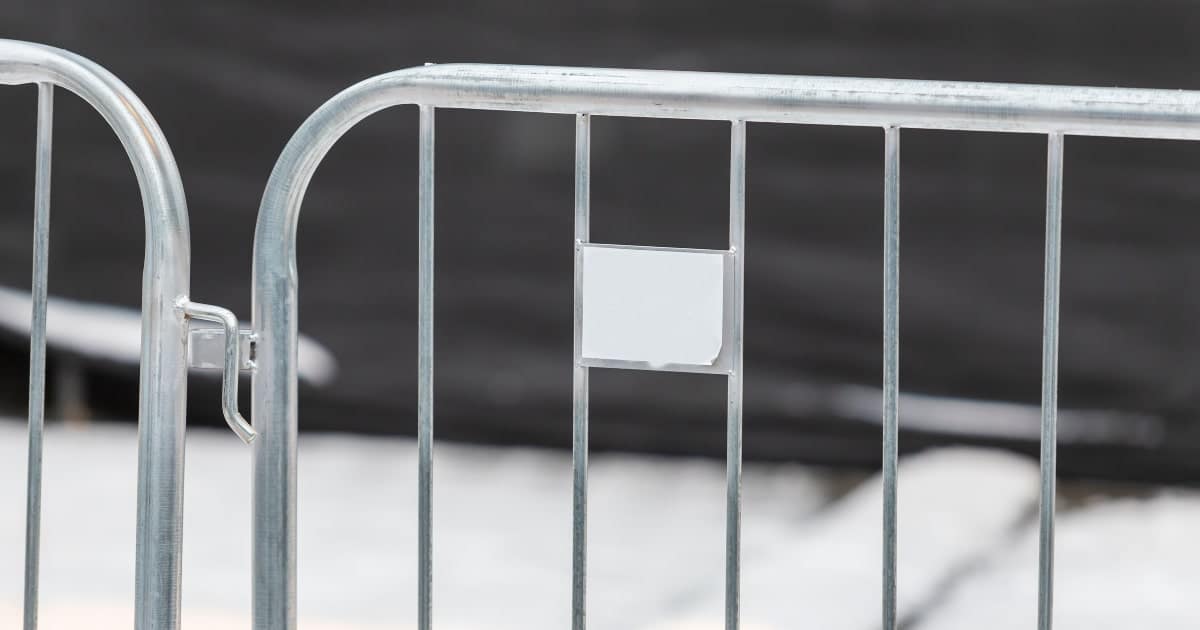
1, 419, 1196, 629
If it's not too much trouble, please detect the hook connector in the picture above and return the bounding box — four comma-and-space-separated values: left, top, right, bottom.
179, 299, 256, 444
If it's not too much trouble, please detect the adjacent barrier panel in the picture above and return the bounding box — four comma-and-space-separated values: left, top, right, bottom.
251, 64, 1200, 630
0, 39, 200, 630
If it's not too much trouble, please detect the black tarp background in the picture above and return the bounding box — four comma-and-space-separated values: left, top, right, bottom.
2, 1, 1200, 481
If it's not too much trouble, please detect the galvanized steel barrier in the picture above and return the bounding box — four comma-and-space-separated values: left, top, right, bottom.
247, 64, 1200, 630
11, 46, 1200, 630
2, 39, 253, 630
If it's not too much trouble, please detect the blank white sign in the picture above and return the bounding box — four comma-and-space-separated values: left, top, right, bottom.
581, 245, 727, 369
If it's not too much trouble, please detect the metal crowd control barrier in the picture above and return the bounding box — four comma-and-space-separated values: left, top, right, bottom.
2, 39, 253, 630
246, 64, 1200, 630
11, 49, 1200, 630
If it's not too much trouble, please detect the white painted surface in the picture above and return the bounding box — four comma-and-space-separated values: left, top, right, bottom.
581, 246, 726, 368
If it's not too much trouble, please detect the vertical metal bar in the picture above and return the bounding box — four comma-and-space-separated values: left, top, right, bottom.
23, 81, 52, 630
725, 119, 746, 630
252, 191, 298, 627
571, 113, 590, 630
882, 125, 900, 630
417, 104, 435, 630
1038, 132, 1064, 630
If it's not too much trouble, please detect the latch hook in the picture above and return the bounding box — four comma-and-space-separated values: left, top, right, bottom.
179, 299, 256, 444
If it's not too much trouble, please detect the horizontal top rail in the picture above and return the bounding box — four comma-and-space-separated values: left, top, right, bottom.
300, 63, 1200, 139
254, 62, 1200, 269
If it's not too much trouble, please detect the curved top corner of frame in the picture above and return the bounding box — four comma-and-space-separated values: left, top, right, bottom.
0, 38, 189, 234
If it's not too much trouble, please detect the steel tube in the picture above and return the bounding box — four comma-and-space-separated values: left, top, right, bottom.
1038, 132, 1064, 630
417, 104, 435, 630
882, 125, 900, 630
240, 64, 1200, 140
725, 119, 746, 630
0, 39, 192, 630
23, 81, 52, 630
571, 113, 590, 630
